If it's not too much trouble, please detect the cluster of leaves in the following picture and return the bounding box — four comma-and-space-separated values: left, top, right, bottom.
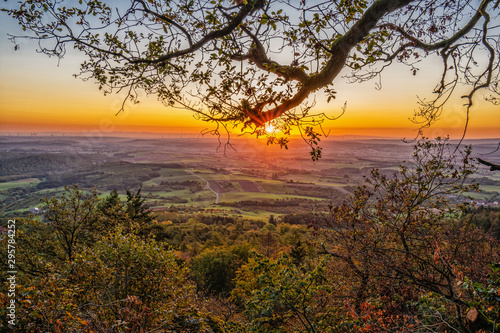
231, 252, 332, 332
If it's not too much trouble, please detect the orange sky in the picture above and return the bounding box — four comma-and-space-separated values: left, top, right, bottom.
0, 18, 498, 139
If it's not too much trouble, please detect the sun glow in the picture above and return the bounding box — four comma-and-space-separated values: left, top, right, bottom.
265, 123, 275, 134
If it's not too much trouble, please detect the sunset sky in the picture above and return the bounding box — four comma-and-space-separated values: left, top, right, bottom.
0, 9, 498, 139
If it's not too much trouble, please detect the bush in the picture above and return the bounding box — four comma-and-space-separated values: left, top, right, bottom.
191, 245, 250, 296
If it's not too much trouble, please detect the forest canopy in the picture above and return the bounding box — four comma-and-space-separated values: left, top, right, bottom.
2, 0, 500, 154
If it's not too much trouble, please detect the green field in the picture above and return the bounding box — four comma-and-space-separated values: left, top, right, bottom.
258, 181, 288, 194
479, 185, 500, 193
218, 191, 320, 203
0, 178, 41, 191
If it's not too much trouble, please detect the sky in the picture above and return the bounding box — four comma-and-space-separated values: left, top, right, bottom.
0, 6, 499, 140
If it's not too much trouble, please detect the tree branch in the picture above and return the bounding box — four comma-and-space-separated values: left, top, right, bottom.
233, 24, 310, 84
247, 0, 414, 126
130, 2, 264, 65
381, 0, 494, 52
134, 0, 193, 47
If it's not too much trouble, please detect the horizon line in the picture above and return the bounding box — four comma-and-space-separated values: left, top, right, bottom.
1, 131, 499, 142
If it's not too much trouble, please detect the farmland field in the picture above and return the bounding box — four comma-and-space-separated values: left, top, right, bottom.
0, 178, 41, 191
1, 135, 499, 219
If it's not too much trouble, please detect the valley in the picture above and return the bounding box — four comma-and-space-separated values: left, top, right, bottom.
1, 135, 499, 220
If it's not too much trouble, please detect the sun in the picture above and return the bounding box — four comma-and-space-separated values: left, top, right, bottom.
265, 123, 275, 134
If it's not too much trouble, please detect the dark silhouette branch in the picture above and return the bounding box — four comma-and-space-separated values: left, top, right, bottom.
381, 0, 493, 52
134, 0, 193, 47
248, 0, 414, 126
130, 1, 264, 65
477, 158, 500, 171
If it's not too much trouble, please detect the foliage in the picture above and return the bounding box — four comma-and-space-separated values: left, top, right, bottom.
231, 252, 332, 332
10, 185, 155, 277
1, 231, 221, 332
2, 267, 85, 332
321, 137, 499, 331
97, 188, 128, 230
42, 184, 101, 262
3, 1, 499, 155
125, 187, 154, 231
463, 206, 500, 240
459, 262, 500, 332
191, 244, 251, 296
69, 231, 217, 331
10, 217, 67, 276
